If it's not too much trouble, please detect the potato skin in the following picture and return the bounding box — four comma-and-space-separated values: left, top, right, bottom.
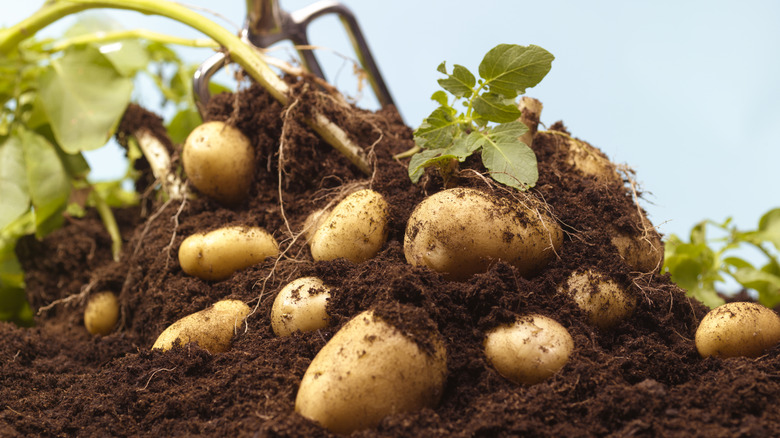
484, 314, 573, 385
695, 302, 780, 358
309, 189, 390, 263
560, 269, 635, 330
611, 228, 663, 273
152, 299, 251, 354
404, 187, 563, 280
271, 277, 331, 337
183, 121, 254, 206
84, 291, 119, 336
295, 310, 447, 434
178, 225, 279, 281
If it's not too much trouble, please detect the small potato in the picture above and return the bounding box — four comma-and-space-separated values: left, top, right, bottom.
611, 228, 664, 273
295, 310, 447, 434
309, 189, 390, 263
537, 131, 621, 185
695, 302, 780, 358
404, 187, 563, 280
484, 314, 574, 385
152, 299, 251, 354
560, 269, 635, 330
84, 291, 119, 336
271, 277, 331, 337
179, 225, 279, 281
183, 121, 254, 206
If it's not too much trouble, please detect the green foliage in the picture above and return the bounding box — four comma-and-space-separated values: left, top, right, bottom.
0, 16, 206, 325
409, 44, 554, 190
663, 208, 780, 308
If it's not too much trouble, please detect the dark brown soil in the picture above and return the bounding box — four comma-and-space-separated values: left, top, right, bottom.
3, 82, 779, 437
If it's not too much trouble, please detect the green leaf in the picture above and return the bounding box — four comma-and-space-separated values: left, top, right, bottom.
732, 267, 780, 307
480, 128, 538, 190
38, 45, 133, 153
472, 92, 522, 123
167, 108, 202, 144
437, 63, 476, 98
0, 135, 31, 229
431, 90, 449, 107
414, 106, 459, 149
478, 44, 554, 98
65, 15, 149, 77
408, 149, 445, 183
19, 128, 71, 236
755, 208, 780, 250
723, 256, 754, 270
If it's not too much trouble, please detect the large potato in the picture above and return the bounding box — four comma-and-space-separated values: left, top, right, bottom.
559, 269, 635, 330
404, 187, 563, 280
695, 302, 780, 358
271, 277, 331, 337
178, 225, 279, 281
152, 299, 251, 354
484, 314, 574, 385
183, 121, 254, 206
295, 310, 447, 434
84, 291, 119, 336
309, 189, 390, 263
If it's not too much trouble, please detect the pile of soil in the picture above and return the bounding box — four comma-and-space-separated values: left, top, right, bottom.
3, 82, 779, 437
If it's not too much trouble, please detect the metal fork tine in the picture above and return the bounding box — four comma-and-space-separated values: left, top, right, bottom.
194, 0, 397, 118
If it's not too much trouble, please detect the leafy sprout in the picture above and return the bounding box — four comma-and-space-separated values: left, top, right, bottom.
408, 44, 554, 190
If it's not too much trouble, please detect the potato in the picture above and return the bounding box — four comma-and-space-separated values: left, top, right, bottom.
611, 225, 663, 273
404, 187, 563, 280
183, 121, 254, 206
178, 225, 279, 281
559, 269, 635, 329
538, 131, 621, 185
295, 310, 447, 434
484, 314, 574, 385
271, 277, 331, 337
695, 302, 780, 358
152, 299, 251, 354
309, 189, 390, 263
84, 291, 119, 336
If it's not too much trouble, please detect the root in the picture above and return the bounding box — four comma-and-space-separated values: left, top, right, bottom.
616, 163, 664, 268
138, 367, 177, 391
163, 190, 189, 272
278, 97, 302, 238
36, 277, 97, 315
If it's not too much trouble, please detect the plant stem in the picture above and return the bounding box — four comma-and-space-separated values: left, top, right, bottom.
0, 0, 371, 175
46, 29, 218, 53
92, 189, 122, 262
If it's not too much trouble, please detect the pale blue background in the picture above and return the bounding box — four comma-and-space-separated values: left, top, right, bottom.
5, 1, 780, 245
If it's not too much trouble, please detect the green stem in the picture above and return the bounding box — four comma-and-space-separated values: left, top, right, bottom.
46, 29, 218, 52
92, 189, 122, 262
0, 0, 289, 104
0, 0, 372, 175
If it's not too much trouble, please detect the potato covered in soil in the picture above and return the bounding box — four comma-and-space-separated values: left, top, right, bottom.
308, 189, 390, 263
178, 225, 279, 281
152, 299, 251, 354
182, 121, 254, 206
271, 277, 331, 337
610, 227, 664, 273
83, 291, 119, 336
544, 131, 622, 185
484, 314, 574, 385
559, 269, 635, 330
295, 309, 447, 434
695, 302, 780, 358
404, 187, 563, 280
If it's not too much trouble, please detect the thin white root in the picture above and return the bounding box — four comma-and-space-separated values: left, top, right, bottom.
138, 367, 177, 391
36, 278, 97, 315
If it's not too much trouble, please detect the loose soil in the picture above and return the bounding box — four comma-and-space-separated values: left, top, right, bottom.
3, 82, 779, 437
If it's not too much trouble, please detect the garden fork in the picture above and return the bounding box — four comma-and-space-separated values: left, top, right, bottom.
193, 0, 396, 116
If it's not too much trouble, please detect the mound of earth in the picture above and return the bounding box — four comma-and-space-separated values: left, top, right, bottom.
2, 82, 779, 437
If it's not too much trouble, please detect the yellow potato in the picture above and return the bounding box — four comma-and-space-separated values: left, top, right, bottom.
183, 121, 254, 206
152, 299, 251, 354
178, 225, 279, 281
695, 302, 780, 358
611, 228, 663, 273
559, 269, 635, 330
404, 187, 563, 280
84, 291, 119, 336
484, 314, 574, 385
538, 131, 621, 185
295, 310, 447, 434
271, 277, 331, 337
309, 189, 390, 263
